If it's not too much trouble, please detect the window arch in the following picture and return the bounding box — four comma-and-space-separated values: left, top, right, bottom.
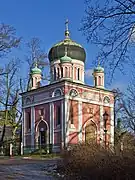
25, 97, 31, 104
103, 96, 110, 103
52, 88, 63, 97
69, 89, 78, 97
65, 67, 68, 77
84, 120, 97, 144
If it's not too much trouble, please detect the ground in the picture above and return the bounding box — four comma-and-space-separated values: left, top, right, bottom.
0, 158, 61, 180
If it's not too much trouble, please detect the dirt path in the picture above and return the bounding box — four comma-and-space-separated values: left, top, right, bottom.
0, 159, 59, 180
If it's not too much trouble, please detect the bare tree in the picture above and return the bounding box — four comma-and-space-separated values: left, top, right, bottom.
81, 0, 135, 80
0, 59, 22, 145
120, 79, 135, 133
22, 38, 48, 92
0, 23, 21, 57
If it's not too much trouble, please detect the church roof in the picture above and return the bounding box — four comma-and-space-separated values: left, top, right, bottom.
48, 20, 86, 62
31, 64, 42, 75
94, 65, 104, 73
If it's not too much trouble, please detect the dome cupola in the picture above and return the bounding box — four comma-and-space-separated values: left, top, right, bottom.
94, 65, 104, 73
48, 20, 86, 62
93, 60, 104, 89
60, 47, 72, 63
31, 63, 42, 75
49, 20, 85, 85
30, 63, 42, 90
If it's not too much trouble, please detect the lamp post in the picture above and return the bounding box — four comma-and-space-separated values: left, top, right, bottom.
103, 111, 109, 149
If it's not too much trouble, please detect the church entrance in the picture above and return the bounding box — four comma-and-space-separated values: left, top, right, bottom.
37, 120, 49, 147
85, 121, 97, 144
39, 128, 46, 145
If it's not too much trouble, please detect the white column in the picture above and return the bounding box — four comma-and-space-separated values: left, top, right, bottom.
61, 100, 64, 143
31, 106, 35, 148
49, 102, 53, 144
22, 109, 26, 147
110, 107, 114, 147
52, 103, 54, 145
72, 65, 74, 80
78, 101, 82, 142
65, 98, 69, 146
100, 105, 104, 145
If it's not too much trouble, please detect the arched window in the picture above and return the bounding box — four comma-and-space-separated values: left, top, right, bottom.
77, 68, 80, 80
69, 89, 78, 97
103, 96, 110, 103
99, 76, 101, 86
95, 77, 97, 86
57, 68, 60, 79
31, 78, 33, 88
85, 121, 97, 144
61, 67, 63, 77
26, 111, 31, 132
52, 88, 62, 97
56, 105, 61, 125
54, 67, 56, 80
65, 67, 68, 77
25, 97, 31, 104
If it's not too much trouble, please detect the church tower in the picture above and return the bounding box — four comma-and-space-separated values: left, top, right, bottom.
48, 20, 86, 84
31, 63, 42, 90
93, 63, 104, 88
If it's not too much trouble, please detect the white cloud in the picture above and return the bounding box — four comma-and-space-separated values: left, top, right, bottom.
85, 69, 93, 78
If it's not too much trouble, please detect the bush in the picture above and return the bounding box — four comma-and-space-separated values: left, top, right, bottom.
58, 143, 135, 180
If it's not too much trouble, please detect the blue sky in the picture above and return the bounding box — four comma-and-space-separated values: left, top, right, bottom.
0, 0, 129, 91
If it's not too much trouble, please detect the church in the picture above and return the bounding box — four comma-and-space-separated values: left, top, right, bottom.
21, 21, 114, 153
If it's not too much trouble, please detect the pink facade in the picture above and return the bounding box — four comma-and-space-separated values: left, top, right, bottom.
21, 80, 114, 153
21, 21, 114, 154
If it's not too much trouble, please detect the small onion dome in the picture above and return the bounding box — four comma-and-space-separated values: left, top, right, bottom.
31, 64, 42, 75
60, 46, 72, 63
60, 54, 72, 63
94, 65, 104, 73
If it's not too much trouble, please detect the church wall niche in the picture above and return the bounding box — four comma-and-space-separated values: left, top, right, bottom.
69, 100, 78, 129
82, 102, 100, 143
35, 103, 49, 126
25, 108, 31, 134
54, 100, 62, 129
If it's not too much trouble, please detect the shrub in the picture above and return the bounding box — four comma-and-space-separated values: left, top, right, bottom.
58, 143, 135, 180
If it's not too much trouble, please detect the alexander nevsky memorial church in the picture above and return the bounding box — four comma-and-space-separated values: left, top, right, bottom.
21, 20, 114, 153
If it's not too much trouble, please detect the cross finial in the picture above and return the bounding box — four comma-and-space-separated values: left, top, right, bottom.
98, 57, 100, 66
34, 60, 38, 68
65, 19, 70, 39
65, 19, 69, 31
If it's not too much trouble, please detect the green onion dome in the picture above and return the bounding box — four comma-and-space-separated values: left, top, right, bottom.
48, 20, 86, 62
60, 54, 72, 63
31, 64, 42, 75
94, 65, 104, 73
